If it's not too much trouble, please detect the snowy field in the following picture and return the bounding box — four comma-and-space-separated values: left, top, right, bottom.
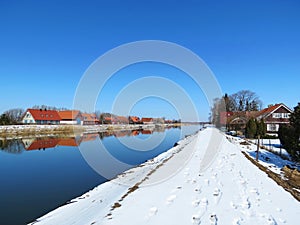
228, 136, 300, 174
30, 128, 300, 225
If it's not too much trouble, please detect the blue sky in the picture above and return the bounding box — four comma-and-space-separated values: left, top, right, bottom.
0, 0, 299, 121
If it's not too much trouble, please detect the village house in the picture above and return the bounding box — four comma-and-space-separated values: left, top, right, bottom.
58, 110, 82, 125
257, 103, 293, 133
113, 116, 128, 124
129, 116, 141, 124
220, 111, 260, 132
102, 116, 112, 124
220, 103, 293, 134
22, 109, 61, 125
81, 113, 100, 125
141, 117, 154, 124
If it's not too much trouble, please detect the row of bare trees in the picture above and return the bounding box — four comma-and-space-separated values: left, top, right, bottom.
0, 108, 24, 125
210, 90, 263, 127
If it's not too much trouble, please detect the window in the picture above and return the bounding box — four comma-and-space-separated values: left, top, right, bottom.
272, 113, 281, 118
268, 124, 277, 131
283, 113, 290, 118
272, 113, 291, 119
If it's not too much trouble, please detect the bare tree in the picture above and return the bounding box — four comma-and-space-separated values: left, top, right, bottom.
4, 108, 24, 124
230, 90, 262, 111
210, 97, 226, 127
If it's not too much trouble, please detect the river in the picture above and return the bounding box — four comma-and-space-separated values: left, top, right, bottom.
0, 125, 200, 225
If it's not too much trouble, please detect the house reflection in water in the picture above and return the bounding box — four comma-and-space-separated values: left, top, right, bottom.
21, 126, 180, 151
22, 133, 97, 151
22, 138, 60, 151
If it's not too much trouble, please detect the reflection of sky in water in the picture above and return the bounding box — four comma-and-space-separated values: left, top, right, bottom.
0, 125, 199, 225
102, 129, 179, 165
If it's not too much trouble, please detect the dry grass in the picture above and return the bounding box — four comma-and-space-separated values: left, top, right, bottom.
0, 125, 84, 138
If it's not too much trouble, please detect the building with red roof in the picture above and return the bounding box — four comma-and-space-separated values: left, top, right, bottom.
141, 117, 154, 124
220, 103, 293, 134
82, 113, 100, 125
58, 110, 82, 125
257, 103, 293, 133
129, 116, 141, 124
22, 109, 61, 125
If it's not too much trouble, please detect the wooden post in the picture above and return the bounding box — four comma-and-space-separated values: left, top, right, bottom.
256, 135, 260, 161
280, 141, 282, 156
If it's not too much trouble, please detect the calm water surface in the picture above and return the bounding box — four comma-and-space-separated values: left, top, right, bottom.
0, 125, 199, 225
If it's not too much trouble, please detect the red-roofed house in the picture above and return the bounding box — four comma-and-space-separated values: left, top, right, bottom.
220, 103, 293, 134
58, 110, 82, 125
82, 113, 100, 125
141, 118, 154, 124
129, 116, 141, 124
257, 103, 293, 133
113, 116, 129, 124
22, 109, 61, 125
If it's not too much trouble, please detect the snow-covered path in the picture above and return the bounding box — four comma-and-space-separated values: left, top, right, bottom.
30, 128, 300, 225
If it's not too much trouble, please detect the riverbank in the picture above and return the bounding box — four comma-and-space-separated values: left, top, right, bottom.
0, 123, 182, 139
29, 128, 300, 225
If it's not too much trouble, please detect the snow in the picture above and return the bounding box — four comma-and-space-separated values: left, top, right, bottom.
29, 128, 300, 225
228, 136, 300, 174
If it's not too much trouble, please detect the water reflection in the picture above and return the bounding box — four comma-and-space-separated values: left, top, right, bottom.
0, 126, 181, 153
0, 125, 196, 225
0, 139, 24, 154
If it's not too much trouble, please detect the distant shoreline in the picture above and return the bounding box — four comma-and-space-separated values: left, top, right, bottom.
0, 123, 196, 139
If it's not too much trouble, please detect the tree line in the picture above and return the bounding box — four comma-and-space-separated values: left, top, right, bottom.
210, 90, 263, 127
0, 108, 24, 125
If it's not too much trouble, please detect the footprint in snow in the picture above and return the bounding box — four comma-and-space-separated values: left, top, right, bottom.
184, 168, 190, 177
210, 214, 218, 225
170, 186, 182, 194
213, 188, 222, 205
200, 198, 208, 207
232, 217, 242, 225
276, 208, 282, 212
194, 187, 201, 193
192, 199, 201, 207
148, 207, 158, 217
260, 214, 277, 225
211, 173, 218, 180
191, 198, 208, 224
240, 197, 251, 210
184, 172, 190, 177
191, 214, 201, 224
278, 218, 286, 223
230, 201, 238, 209
249, 188, 259, 195
204, 179, 210, 186
166, 195, 176, 205
185, 178, 192, 183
